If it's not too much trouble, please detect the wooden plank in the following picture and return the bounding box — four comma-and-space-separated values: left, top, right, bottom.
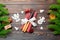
6, 4, 47, 13
0, 1, 47, 5
0, 0, 45, 2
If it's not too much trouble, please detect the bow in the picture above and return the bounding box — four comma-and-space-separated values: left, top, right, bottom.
21, 17, 37, 26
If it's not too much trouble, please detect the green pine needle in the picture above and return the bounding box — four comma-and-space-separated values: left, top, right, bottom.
57, 0, 60, 4
0, 16, 10, 23
0, 4, 11, 37
0, 4, 5, 7
48, 3, 60, 35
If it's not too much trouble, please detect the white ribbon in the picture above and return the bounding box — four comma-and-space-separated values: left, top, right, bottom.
21, 17, 37, 26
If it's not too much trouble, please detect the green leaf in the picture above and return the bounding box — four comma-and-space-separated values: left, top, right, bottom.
57, 0, 60, 4
0, 23, 10, 31
0, 7, 9, 15
0, 4, 5, 7
0, 16, 10, 23
48, 10, 59, 16
50, 4, 60, 10
53, 31, 60, 35
0, 4, 11, 37
0, 29, 11, 35
48, 25, 60, 31
0, 29, 11, 37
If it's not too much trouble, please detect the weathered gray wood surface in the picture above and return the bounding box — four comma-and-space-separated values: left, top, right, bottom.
0, 0, 60, 40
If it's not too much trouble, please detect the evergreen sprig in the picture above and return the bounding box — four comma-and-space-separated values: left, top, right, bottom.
0, 4, 11, 37
48, 3, 60, 35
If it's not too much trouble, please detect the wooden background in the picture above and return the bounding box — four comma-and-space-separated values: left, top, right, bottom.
0, 0, 60, 40
0, 0, 56, 13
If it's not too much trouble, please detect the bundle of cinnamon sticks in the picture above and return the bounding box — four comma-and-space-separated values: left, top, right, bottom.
21, 9, 37, 33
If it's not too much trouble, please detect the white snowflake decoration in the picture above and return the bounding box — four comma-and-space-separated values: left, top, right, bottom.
38, 17, 45, 25
14, 27, 19, 31
40, 26, 43, 30
40, 9, 44, 13
11, 13, 20, 22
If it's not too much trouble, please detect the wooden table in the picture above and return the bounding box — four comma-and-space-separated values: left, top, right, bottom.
0, 0, 60, 40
